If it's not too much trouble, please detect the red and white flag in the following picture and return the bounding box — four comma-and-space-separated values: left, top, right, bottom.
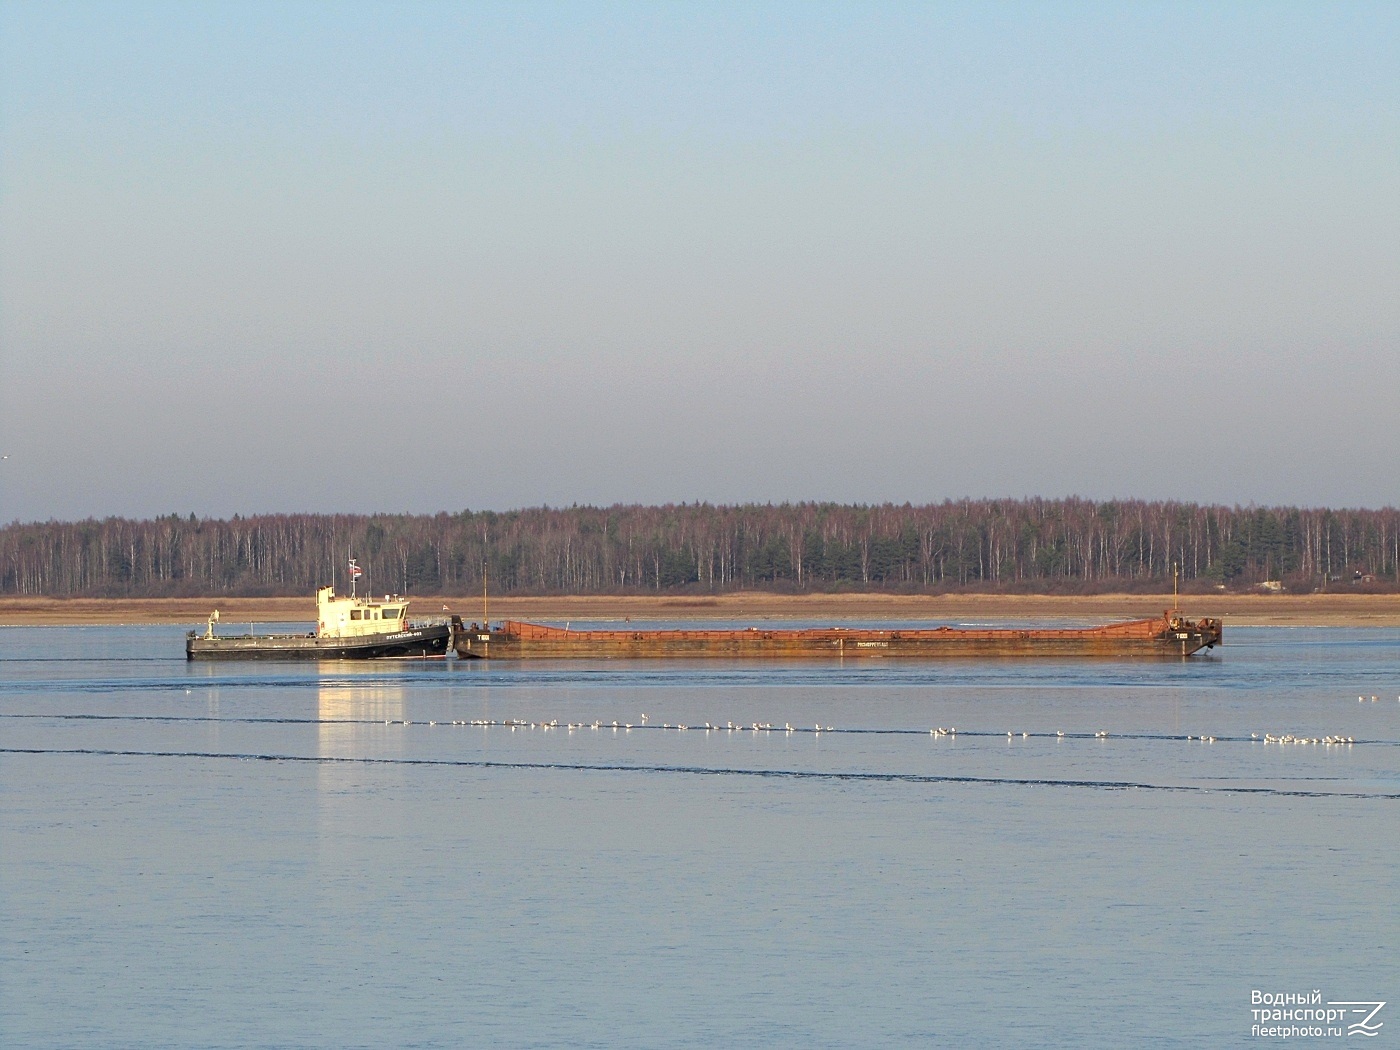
349, 560, 363, 579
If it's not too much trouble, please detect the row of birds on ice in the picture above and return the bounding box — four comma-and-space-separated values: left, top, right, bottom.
389, 717, 838, 732
369, 713, 1379, 745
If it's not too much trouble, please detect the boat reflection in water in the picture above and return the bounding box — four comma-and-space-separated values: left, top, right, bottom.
317, 674, 405, 751
316, 674, 407, 820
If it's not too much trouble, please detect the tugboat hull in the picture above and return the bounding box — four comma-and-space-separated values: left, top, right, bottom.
186, 623, 452, 660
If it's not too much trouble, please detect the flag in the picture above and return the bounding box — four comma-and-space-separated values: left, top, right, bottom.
349, 559, 363, 579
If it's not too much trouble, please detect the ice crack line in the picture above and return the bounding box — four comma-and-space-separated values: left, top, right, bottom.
3, 746, 1396, 799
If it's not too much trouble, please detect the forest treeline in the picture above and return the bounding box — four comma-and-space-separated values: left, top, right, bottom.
2, 500, 1397, 598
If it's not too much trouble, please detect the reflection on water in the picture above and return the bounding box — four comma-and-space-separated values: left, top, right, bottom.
317, 669, 406, 778
316, 674, 406, 853
317, 674, 406, 755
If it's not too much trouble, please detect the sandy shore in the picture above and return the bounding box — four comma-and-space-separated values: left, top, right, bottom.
0, 592, 1396, 627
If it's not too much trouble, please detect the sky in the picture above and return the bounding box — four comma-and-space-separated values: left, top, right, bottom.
1, 1, 1397, 523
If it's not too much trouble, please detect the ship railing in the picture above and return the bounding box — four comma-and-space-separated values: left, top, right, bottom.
409, 615, 455, 628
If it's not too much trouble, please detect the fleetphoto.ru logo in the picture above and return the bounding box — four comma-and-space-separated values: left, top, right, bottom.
1251, 991, 1386, 1038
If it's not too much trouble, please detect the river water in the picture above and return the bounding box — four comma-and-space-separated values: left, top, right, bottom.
2, 624, 1397, 1048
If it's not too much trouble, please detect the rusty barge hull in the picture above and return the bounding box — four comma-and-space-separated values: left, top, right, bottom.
453, 613, 1222, 660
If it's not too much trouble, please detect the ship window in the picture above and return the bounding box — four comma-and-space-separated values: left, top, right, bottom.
350, 610, 362, 620
383, 607, 401, 619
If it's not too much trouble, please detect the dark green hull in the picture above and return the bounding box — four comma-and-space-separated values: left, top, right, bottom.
186, 623, 451, 660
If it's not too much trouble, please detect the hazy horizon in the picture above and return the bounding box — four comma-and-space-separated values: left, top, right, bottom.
3, 3, 1397, 523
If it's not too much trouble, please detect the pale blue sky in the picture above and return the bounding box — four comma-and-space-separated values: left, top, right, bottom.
2, 1, 1397, 522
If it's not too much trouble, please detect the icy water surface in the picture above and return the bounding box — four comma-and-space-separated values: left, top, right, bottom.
2, 625, 1397, 1048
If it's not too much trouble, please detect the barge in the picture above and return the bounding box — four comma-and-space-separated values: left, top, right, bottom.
451, 610, 1223, 660
186, 586, 452, 660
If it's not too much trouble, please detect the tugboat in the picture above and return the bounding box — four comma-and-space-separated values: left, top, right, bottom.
186, 565, 452, 660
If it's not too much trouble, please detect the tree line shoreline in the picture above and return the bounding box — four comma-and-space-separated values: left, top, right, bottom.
2, 499, 1397, 598
2, 591, 1397, 628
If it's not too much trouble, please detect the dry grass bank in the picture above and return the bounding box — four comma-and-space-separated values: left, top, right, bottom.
1, 592, 1396, 627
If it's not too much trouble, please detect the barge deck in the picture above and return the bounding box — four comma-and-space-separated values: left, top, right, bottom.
452, 611, 1223, 660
